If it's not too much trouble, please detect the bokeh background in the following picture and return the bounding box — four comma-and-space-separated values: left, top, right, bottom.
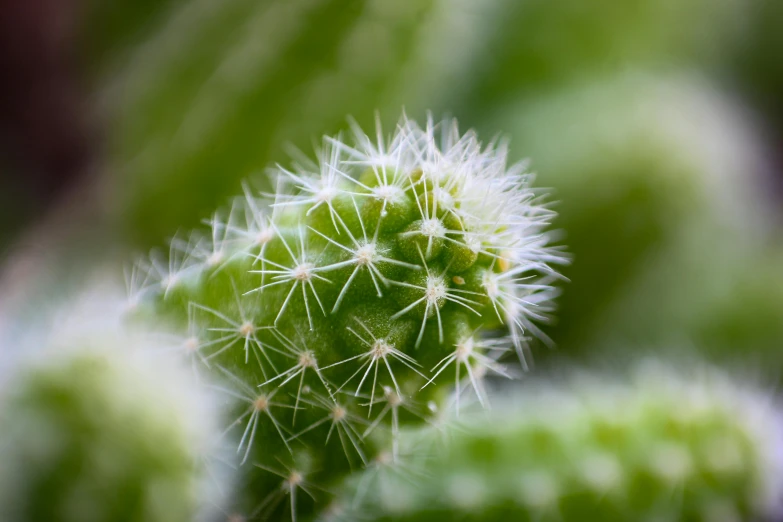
1, 0, 782, 373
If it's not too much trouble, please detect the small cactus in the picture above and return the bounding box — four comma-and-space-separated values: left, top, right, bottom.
129, 114, 565, 519
337, 360, 783, 522
0, 292, 225, 522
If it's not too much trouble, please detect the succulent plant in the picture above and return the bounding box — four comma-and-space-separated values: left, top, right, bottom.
127, 114, 565, 519
337, 359, 783, 522
0, 291, 225, 522
487, 74, 774, 364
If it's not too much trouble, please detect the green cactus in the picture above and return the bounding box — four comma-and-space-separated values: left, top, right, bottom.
128, 114, 565, 519
0, 295, 225, 522
485, 74, 774, 364
337, 360, 783, 522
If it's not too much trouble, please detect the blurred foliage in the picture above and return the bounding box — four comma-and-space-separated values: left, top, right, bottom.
0, 164, 24, 250
94, 0, 502, 248
83, 0, 185, 68
734, 0, 783, 126
459, 0, 751, 117
688, 246, 783, 365
92, 0, 754, 250
486, 74, 782, 367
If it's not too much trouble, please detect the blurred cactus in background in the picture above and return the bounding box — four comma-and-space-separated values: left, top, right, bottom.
0, 289, 228, 522
486, 74, 780, 365
340, 360, 783, 522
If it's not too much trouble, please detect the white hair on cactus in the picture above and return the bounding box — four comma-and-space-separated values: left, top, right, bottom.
324, 318, 428, 405
287, 391, 369, 468
423, 334, 511, 412
124, 113, 567, 520
248, 225, 333, 330
272, 138, 352, 232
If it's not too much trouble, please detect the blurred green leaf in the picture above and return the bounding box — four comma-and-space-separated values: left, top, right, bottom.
98, 0, 504, 248
459, 0, 752, 118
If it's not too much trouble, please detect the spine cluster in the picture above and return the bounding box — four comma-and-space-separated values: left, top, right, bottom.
337, 361, 783, 522
128, 114, 564, 519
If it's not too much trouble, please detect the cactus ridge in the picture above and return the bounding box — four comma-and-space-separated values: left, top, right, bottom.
336, 361, 783, 522
129, 113, 565, 520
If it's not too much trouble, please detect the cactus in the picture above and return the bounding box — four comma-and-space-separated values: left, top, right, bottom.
0, 291, 226, 522
486, 74, 773, 363
127, 114, 565, 519
338, 360, 783, 522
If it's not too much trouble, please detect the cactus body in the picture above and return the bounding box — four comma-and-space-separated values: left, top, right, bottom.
130, 115, 564, 519
339, 361, 783, 522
